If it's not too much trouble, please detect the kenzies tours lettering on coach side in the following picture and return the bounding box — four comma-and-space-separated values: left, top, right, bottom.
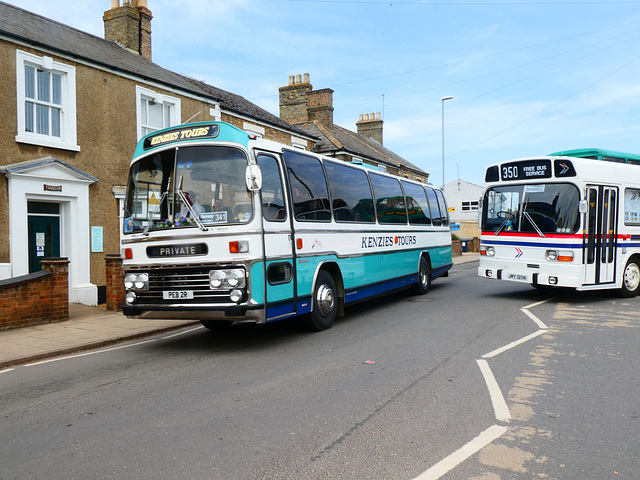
361, 235, 417, 248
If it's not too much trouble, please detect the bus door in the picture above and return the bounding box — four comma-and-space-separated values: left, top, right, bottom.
584, 185, 618, 285
256, 152, 296, 319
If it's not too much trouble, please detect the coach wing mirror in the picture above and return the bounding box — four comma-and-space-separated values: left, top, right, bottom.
246, 164, 262, 191
579, 200, 588, 214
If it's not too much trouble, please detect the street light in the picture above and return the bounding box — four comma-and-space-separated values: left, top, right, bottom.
441, 96, 453, 190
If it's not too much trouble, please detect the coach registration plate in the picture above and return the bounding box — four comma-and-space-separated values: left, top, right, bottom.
507, 273, 529, 282
163, 290, 194, 300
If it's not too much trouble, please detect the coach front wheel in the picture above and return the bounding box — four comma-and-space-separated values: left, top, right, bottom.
620, 259, 640, 297
306, 270, 337, 331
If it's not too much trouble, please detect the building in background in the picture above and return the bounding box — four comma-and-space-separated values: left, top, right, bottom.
444, 179, 483, 240
0, 1, 313, 305
279, 73, 428, 183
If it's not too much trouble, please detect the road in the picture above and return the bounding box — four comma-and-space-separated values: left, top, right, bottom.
1, 262, 639, 479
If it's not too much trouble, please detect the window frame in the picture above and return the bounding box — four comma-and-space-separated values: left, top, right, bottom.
15, 50, 79, 151
136, 85, 181, 140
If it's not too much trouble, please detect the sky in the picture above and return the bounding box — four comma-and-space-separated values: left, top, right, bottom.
8, 0, 640, 187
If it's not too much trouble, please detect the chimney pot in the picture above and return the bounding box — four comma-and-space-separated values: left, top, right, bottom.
288, 75, 295, 86
295, 74, 302, 84
303, 73, 310, 83
359, 114, 363, 121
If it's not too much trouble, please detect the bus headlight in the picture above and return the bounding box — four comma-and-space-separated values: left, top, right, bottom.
227, 269, 244, 288
124, 273, 149, 291
134, 273, 149, 290
210, 271, 225, 288
125, 291, 137, 304
209, 269, 246, 290
124, 273, 136, 290
486, 246, 495, 257
545, 250, 558, 261
229, 289, 243, 303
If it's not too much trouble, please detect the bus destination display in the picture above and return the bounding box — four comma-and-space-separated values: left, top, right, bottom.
500, 159, 552, 181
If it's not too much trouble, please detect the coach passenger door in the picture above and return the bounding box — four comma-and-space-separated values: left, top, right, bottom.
584, 185, 618, 286
256, 153, 296, 320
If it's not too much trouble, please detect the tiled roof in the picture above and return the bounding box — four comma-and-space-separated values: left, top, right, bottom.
298, 121, 427, 176
0, 2, 309, 136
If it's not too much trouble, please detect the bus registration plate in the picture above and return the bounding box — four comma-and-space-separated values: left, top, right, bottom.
163, 290, 194, 300
507, 273, 529, 282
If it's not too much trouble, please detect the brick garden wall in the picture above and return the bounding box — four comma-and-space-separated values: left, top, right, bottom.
0, 258, 69, 329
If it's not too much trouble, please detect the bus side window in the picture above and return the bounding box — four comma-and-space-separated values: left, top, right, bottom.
370, 174, 407, 224
425, 187, 441, 226
324, 161, 375, 223
283, 150, 331, 222
402, 181, 431, 225
257, 154, 286, 222
435, 190, 450, 226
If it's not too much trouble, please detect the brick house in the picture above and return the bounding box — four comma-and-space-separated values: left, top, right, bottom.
279, 73, 429, 183
0, 1, 313, 306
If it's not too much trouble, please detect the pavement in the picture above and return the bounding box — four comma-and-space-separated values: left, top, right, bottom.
0, 252, 480, 370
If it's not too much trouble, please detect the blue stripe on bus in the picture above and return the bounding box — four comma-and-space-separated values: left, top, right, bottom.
343, 274, 418, 304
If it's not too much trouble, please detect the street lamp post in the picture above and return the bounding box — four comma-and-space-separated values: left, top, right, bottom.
441, 96, 453, 190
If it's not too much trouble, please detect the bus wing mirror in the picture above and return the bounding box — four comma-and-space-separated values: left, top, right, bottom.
579, 199, 588, 214
246, 164, 262, 191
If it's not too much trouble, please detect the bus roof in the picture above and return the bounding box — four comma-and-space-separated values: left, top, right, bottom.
548, 148, 640, 164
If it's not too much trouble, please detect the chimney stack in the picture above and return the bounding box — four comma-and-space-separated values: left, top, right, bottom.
279, 74, 334, 128
104, 0, 153, 61
279, 73, 313, 125
356, 112, 384, 145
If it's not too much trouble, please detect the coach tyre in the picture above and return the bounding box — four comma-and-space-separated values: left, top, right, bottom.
620, 258, 640, 297
413, 256, 431, 295
306, 270, 337, 331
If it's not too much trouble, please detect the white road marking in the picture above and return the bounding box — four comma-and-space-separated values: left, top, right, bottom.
0, 367, 15, 375
522, 297, 554, 310
25, 338, 158, 366
482, 329, 547, 359
521, 307, 548, 329
161, 325, 204, 339
413, 425, 508, 480
476, 359, 511, 421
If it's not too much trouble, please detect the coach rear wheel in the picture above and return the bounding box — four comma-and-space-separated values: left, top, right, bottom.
620, 259, 640, 298
306, 270, 337, 331
413, 256, 431, 295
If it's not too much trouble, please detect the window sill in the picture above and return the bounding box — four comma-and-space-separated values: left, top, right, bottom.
15, 134, 81, 152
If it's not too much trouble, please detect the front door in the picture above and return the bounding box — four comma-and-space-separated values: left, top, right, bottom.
584, 185, 618, 285
256, 153, 296, 320
27, 202, 61, 272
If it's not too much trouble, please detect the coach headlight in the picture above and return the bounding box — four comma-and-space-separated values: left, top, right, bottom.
229, 289, 243, 303
125, 291, 137, 304
134, 273, 149, 290
545, 250, 558, 261
124, 273, 148, 291
210, 270, 226, 289
227, 269, 245, 288
124, 273, 136, 290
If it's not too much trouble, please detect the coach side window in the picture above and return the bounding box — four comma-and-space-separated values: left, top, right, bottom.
435, 190, 450, 226
257, 154, 286, 222
402, 181, 431, 225
283, 150, 331, 222
370, 173, 407, 224
324, 161, 375, 223
425, 187, 442, 226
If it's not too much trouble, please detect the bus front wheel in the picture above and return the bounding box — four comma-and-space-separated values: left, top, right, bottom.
620, 259, 640, 297
413, 256, 431, 295
306, 270, 337, 331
